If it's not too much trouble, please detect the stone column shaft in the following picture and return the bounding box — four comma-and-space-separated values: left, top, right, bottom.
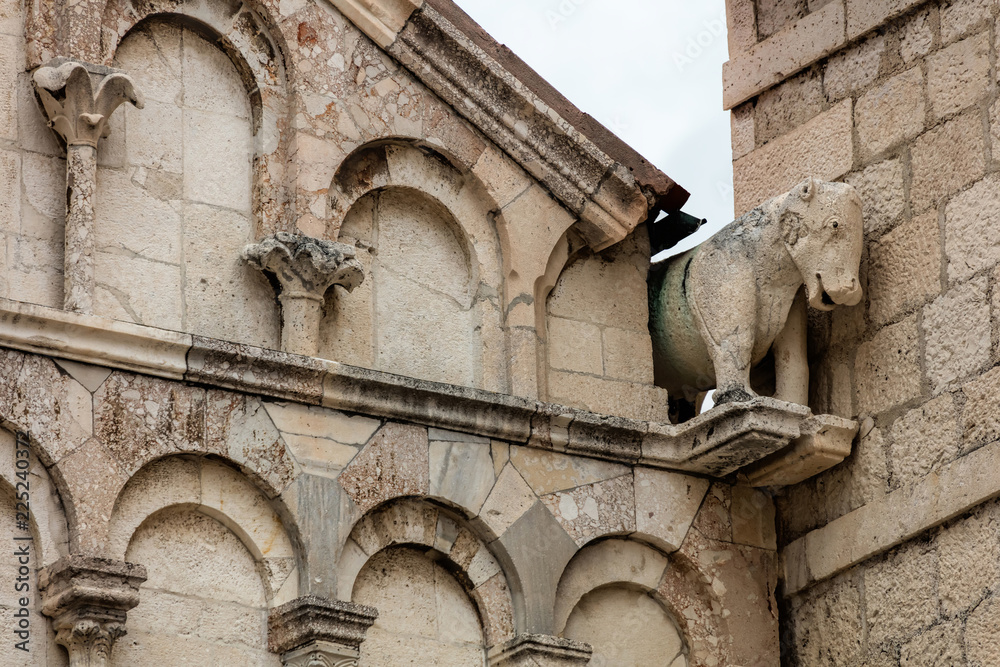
33, 58, 144, 314
244, 233, 364, 357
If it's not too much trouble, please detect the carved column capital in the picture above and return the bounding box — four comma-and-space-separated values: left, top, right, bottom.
244, 233, 365, 356
39, 555, 147, 667
33, 58, 144, 148
488, 634, 593, 667
32, 58, 144, 314
268, 596, 378, 667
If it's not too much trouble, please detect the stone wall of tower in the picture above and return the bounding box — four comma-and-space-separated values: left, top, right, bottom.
725, 0, 1000, 662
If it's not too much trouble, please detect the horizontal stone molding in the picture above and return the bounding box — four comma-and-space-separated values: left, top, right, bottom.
0, 298, 831, 479
782, 437, 1000, 596
722, 0, 928, 109
329, 0, 423, 47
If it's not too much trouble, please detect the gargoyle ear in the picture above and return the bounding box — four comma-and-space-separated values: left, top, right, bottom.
799, 176, 817, 203
781, 210, 802, 245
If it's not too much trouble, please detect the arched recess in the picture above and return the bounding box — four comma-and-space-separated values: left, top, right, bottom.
337, 497, 516, 654
0, 427, 69, 667
90, 0, 290, 345
107, 455, 299, 605
326, 140, 508, 391
555, 538, 726, 667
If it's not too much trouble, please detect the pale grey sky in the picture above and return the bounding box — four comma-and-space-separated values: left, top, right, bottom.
455, 0, 733, 257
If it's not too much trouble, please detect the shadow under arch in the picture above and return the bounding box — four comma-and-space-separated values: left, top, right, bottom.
554, 537, 728, 667
107, 454, 300, 606
338, 495, 518, 648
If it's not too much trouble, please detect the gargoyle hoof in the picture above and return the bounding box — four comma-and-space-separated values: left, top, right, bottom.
713, 387, 756, 405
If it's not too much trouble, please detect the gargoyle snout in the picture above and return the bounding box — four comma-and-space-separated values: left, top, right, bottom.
823, 276, 862, 307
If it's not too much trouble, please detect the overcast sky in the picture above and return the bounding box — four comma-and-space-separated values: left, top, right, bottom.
455, 0, 732, 257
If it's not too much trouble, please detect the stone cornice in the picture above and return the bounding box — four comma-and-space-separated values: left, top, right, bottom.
0, 298, 833, 479
386, 3, 679, 251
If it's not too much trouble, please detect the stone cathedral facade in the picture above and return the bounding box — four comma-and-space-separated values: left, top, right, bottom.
1, 0, 993, 665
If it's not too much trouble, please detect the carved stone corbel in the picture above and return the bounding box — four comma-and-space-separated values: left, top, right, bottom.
243, 233, 364, 357
38, 555, 147, 667
488, 634, 593, 666
32, 58, 144, 314
268, 596, 378, 667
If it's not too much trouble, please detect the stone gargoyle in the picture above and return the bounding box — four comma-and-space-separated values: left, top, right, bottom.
649, 177, 863, 423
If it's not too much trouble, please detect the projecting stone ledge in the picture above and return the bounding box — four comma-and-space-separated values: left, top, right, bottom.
0, 298, 854, 484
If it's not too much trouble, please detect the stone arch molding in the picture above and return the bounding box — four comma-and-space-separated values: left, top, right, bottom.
0, 426, 70, 569
555, 538, 727, 667
107, 455, 299, 605
338, 497, 516, 647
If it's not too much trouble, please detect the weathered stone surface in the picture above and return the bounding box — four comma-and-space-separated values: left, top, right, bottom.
889, 394, 960, 488
900, 620, 964, 667
911, 111, 987, 213
900, 7, 935, 63
966, 596, 1000, 665
634, 468, 709, 551
541, 474, 635, 546
509, 446, 628, 496
854, 314, 922, 415
846, 0, 924, 39
923, 275, 990, 392
845, 158, 906, 236
823, 33, 885, 101
428, 440, 496, 515
268, 595, 377, 654
962, 366, 1000, 447
339, 422, 428, 514
864, 541, 937, 645
926, 32, 991, 119
787, 573, 862, 666
755, 69, 825, 144
731, 102, 755, 160
546, 316, 602, 375
479, 463, 537, 538
937, 508, 999, 615
263, 401, 379, 445
868, 210, 941, 326
945, 174, 1000, 282
855, 67, 925, 159
940, 0, 995, 43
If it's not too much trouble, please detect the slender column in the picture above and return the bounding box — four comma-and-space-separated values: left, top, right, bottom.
268, 596, 378, 666
32, 58, 144, 314
38, 555, 147, 667
244, 233, 365, 357
488, 634, 593, 667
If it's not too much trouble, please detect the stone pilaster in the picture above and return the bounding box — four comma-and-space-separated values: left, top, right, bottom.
38, 555, 147, 667
488, 634, 593, 667
32, 58, 144, 314
243, 233, 364, 357
268, 595, 378, 667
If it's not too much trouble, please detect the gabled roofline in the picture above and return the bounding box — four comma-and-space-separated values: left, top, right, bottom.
328, 0, 689, 250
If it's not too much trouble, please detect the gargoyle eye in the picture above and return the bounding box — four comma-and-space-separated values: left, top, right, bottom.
832, 220, 839, 228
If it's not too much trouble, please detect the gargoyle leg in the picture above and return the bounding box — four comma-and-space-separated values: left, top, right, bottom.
711, 332, 755, 405
773, 287, 809, 405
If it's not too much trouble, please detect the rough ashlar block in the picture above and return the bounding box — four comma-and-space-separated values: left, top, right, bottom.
923, 275, 990, 393
854, 314, 922, 415
926, 32, 991, 120
867, 210, 941, 327
945, 174, 1000, 282
855, 66, 925, 159
911, 112, 986, 214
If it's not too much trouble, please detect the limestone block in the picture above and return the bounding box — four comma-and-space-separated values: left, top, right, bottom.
846, 0, 924, 39
961, 365, 1000, 448
854, 314, 921, 415
824, 33, 886, 102
937, 508, 999, 615
338, 422, 429, 514
540, 474, 635, 546
0, 0, 19, 38
263, 400, 379, 444
0, 35, 19, 142
282, 434, 358, 473
182, 32, 251, 121
926, 32, 991, 120
93, 168, 182, 264
470, 144, 531, 210
509, 446, 628, 497
630, 468, 707, 550
94, 251, 183, 329
428, 440, 496, 515
855, 67, 925, 159
602, 327, 654, 383
864, 542, 938, 645
123, 100, 182, 172
889, 394, 960, 488
733, 100, 853, 214
547, 371, 671, 423
21, 152, 65, 221
744, 414, 858, 488
182, 110, 252, 212
731, 102, 755, 160
757, 0, 806, 38
546, 316, 602, 375
113, 22, 183, 107
726, 0, 757, 54
53, 438, 128, 552
788, 574, 862, 666
966, 596, 1000, 665
547, 251, 648, 331
900, 621, 964, 667
923, 275, 990, 392
7, 235, 62, 308
992, 99, 1000, 159
755, 69, 825, 145
945, 174, 1000, 282
722, 1, 845, 109
941, 0, 995, 43
911, 111, 986, 213
479, 463, 536, 538
867, 210, 941, 326
900, 8, 935, 63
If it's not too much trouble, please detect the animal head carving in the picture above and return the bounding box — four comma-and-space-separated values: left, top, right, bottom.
779, 178, 864, 311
